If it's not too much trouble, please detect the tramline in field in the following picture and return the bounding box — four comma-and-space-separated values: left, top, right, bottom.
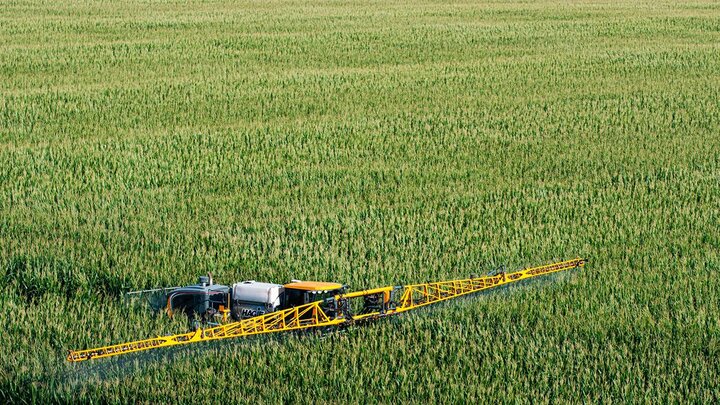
67, 258, 587, 362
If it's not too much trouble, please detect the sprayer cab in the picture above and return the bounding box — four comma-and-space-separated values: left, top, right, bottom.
283, 281, 345, 306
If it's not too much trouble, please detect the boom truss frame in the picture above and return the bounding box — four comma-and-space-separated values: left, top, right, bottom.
67, 258, 586, 362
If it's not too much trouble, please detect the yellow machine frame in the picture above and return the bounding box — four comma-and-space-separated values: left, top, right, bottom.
67, 258, 586, 362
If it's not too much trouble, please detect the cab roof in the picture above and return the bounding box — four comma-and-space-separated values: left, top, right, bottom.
283, 281, 343, 291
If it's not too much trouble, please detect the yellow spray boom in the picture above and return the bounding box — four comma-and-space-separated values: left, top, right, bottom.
67, 258, 586, 362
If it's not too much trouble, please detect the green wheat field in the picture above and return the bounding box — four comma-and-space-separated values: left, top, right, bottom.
2, 0, 719, 402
